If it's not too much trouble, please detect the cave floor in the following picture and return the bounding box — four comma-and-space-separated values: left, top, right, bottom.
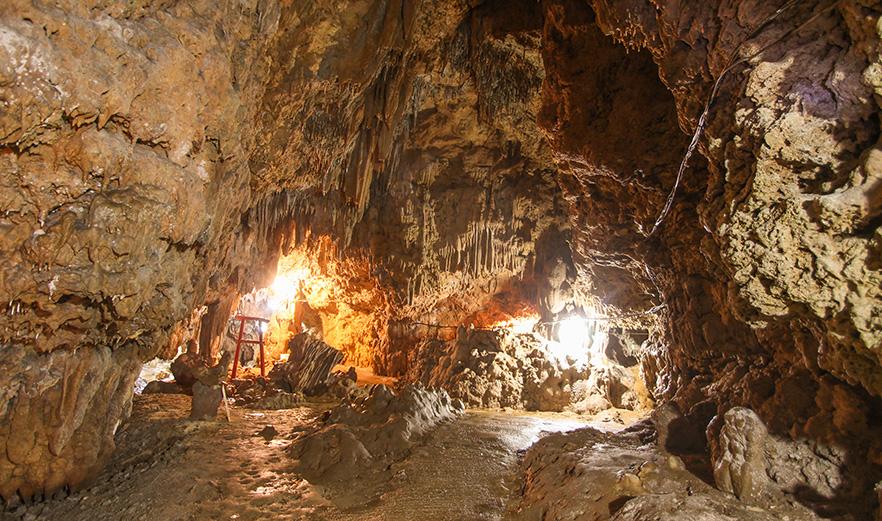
4, 394, 636, 521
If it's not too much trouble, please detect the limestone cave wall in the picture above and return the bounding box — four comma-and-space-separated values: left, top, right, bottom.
1, 0, 880, 504
0, 0, 282, 499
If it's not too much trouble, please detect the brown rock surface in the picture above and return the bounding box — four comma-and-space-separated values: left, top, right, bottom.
509, 424, 824, 521
710, 406, 878, 517
1, 0, 880, 509
0, 0, 277, 499
189, 381, 223, 421
287, 383, 464, 508
269, 333, 344, 395
712, 407, 772, 502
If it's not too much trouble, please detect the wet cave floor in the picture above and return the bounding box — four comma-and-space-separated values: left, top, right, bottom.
3, 395, 636, 521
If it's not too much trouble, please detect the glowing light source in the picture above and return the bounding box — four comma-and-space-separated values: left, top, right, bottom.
267, 268, 308, 311
558, 316, 588, 348
510, 316, 539, 334
490, 314, 540, 334
549, 316, 591, 367
278, 353, 290, 363
588, 328, 608, 367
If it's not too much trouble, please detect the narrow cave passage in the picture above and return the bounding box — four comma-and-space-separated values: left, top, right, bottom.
2, 1, 882, 520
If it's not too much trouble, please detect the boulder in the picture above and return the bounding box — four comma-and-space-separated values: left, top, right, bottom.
170, 351, 209, 393
190, 381, 224, 421
269, 333, 344, 395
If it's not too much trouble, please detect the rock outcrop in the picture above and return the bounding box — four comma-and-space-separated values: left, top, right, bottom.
269, 333, 344, 395
0, 0, 278, 499
712, 407, 773, 502
1, 0, 880, 507
187, 352, 230, 421
405, 326, 652, 412
709, 406, 879, 517
288, 384, 463, 506
510, 424, 824, 521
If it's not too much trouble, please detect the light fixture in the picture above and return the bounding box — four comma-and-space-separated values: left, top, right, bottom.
549, 315, 590, 367
267, 268, 308, 311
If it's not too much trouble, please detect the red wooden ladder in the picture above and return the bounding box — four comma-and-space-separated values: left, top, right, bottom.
230, 314, 270, 378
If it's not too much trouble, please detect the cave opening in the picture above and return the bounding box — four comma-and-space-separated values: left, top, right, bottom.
2, 0, 882, 520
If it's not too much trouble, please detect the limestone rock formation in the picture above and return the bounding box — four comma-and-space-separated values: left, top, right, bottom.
186, 352, 230, 420
406, 328, 571, 409
712, 407, 771, 501
0, 0, 277, 499
288, 384, 463, 505
510, 425, 824, 521
709, 406, 878, 516
169, 351, 208, 394
0, 0, 880, 508
268, 333, 344, 395
142, 380, 183, 395
189, 382, 223, 421
405, 326, 651, 412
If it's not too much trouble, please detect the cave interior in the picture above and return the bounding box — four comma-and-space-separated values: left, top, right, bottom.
1, 0, 882, 520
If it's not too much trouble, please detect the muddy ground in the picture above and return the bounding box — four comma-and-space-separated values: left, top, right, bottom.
2, 394, 627, 521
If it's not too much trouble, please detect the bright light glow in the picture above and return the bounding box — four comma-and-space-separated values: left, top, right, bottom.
490, 314, 540, 334
558, 316, 588, 348
259, 321, 268, 333
267, 268, 308, 311
549, 316, 590, 367
278, 353, 290, 363
510, 316, 539, 334
270, 274, 298, 300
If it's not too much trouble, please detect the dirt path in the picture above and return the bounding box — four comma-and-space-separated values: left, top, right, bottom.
339, 411, 589, 521
3, 395, 622, 521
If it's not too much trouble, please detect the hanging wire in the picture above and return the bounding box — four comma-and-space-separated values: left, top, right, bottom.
647, 0, 839, 236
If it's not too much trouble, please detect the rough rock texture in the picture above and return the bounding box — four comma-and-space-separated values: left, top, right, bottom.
189, 381, 223, 421
247, 238, 393, 368
169, 350, 207, 394
406, 328, 573, 409
183, 352, 230, 420
509, 424, 824, 521
288, 384, 463, 505
588, 0, 881, 406
534, 0, 882, 515
405, 326, 652, 412
141, 380, 183, 395
0, 345, 140, 501
2, 0, 882, 508
0, 0, 278, 499
710, 407, 878, 517
224, 376, 300, 409
246, 391, 302, 410
268, 333, 344, 395
712, 407, 772, 502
